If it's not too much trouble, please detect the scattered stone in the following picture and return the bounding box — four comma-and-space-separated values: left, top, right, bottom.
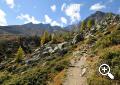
21, 72, 26, 75
73, 51, 82, 57
81, 68, 87, 77
42, 62, 47, 67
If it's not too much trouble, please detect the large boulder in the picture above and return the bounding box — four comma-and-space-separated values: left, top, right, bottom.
58, 42, 68, 49
72, 34, 84, 44
25, 54, 40, 65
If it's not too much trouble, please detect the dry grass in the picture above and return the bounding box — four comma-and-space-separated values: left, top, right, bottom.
108, 45, 120, 50
0, 35, 18, 41
52, 70, 65, 85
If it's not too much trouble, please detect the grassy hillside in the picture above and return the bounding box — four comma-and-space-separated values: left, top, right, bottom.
0, 11, 120, 85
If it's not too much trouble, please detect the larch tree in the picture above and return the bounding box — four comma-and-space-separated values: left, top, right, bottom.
15, 46, 25, 63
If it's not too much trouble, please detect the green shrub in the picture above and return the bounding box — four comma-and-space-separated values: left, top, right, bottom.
15, 46, 25, 63
87, 76, 111, 85
113, 66, 120, 80
101, 50, 120, 59
89, 47, 120, 84
85, 36, 96, 44
53, 61, 69, 72
0, 72, 10, 84
95, 30, 120, 48
87, 19, 95, 29
80, 21, 86, 32
100, 48, 120, 80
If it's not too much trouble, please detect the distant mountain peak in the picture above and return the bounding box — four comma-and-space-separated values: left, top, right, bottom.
95, 11, 105, 15
85, 11, 106, 22
0, 22, 68, 35
24, 22, 34, 25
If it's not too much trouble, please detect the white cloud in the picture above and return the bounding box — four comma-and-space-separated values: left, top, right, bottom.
0, 9, 7, 26
44, 15, 52, 23
51, 21, 60, 26
16, 14, 40, 24
90, 3, 106, 11
51, 5, 56, 12
61, 17, 67, 24
43, 15, 61, 26
61, 3, 66, 11
5, 0, 15, 8
62, 4, 82, 24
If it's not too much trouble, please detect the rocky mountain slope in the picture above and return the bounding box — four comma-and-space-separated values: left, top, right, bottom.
71, 11, 120, 32
0, 11, 120, 85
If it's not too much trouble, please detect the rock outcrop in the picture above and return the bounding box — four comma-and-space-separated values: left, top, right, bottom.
72, 34, 84, 44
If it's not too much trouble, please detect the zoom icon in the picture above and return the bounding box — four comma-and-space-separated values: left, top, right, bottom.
99, 64, 114, 79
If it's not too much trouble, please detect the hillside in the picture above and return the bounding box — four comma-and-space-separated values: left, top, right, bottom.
0, 23, 67, 35
0, 11, 120, 85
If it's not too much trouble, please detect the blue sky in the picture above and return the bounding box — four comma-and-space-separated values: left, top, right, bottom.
0, 0, 120, 27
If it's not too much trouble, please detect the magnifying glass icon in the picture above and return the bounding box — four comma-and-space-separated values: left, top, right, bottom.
99, 64, 114, 79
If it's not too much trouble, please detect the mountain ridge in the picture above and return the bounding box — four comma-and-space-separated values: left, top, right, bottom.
0, 11, 119, 35
0, 22, 68, 35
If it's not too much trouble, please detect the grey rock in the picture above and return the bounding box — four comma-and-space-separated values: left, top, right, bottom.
72, 34, 84, 44
54, 46, 59, 52
45, 46, 53, 53
58, 42, 68, 49
81, 68, 87, 77
42, 51, 50, 56
48, 48, 54, 53
46, 56, 54, 61
34, 48, 40, 52
96, 24, 101, 29
25, 54, 40, 65
91, 27, 96, 31
73, 51, 82, 57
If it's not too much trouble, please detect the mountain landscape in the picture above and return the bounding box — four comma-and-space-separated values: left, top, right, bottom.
0, 11, 120, 85
0, 22, 68, 35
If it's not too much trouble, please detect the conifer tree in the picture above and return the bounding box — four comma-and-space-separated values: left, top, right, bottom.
16, 46, 24, 62
41, 31, 50, 45
51, 33, 57, 43
87, 19, 94, 29
80, 21, 86, 32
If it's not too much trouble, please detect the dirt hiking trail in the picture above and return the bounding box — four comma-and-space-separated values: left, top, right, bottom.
63, 53, 88, 85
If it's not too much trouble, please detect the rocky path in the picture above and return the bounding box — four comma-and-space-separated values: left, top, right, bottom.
63, 53, 88, 85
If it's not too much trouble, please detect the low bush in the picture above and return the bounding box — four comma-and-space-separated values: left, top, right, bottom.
87, 76, 111, 85
88, 46, 120, 85
94, 30, 120, 49
100, 48, 120, 80
85, 36, 97, 44
0, 72, 10, 84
